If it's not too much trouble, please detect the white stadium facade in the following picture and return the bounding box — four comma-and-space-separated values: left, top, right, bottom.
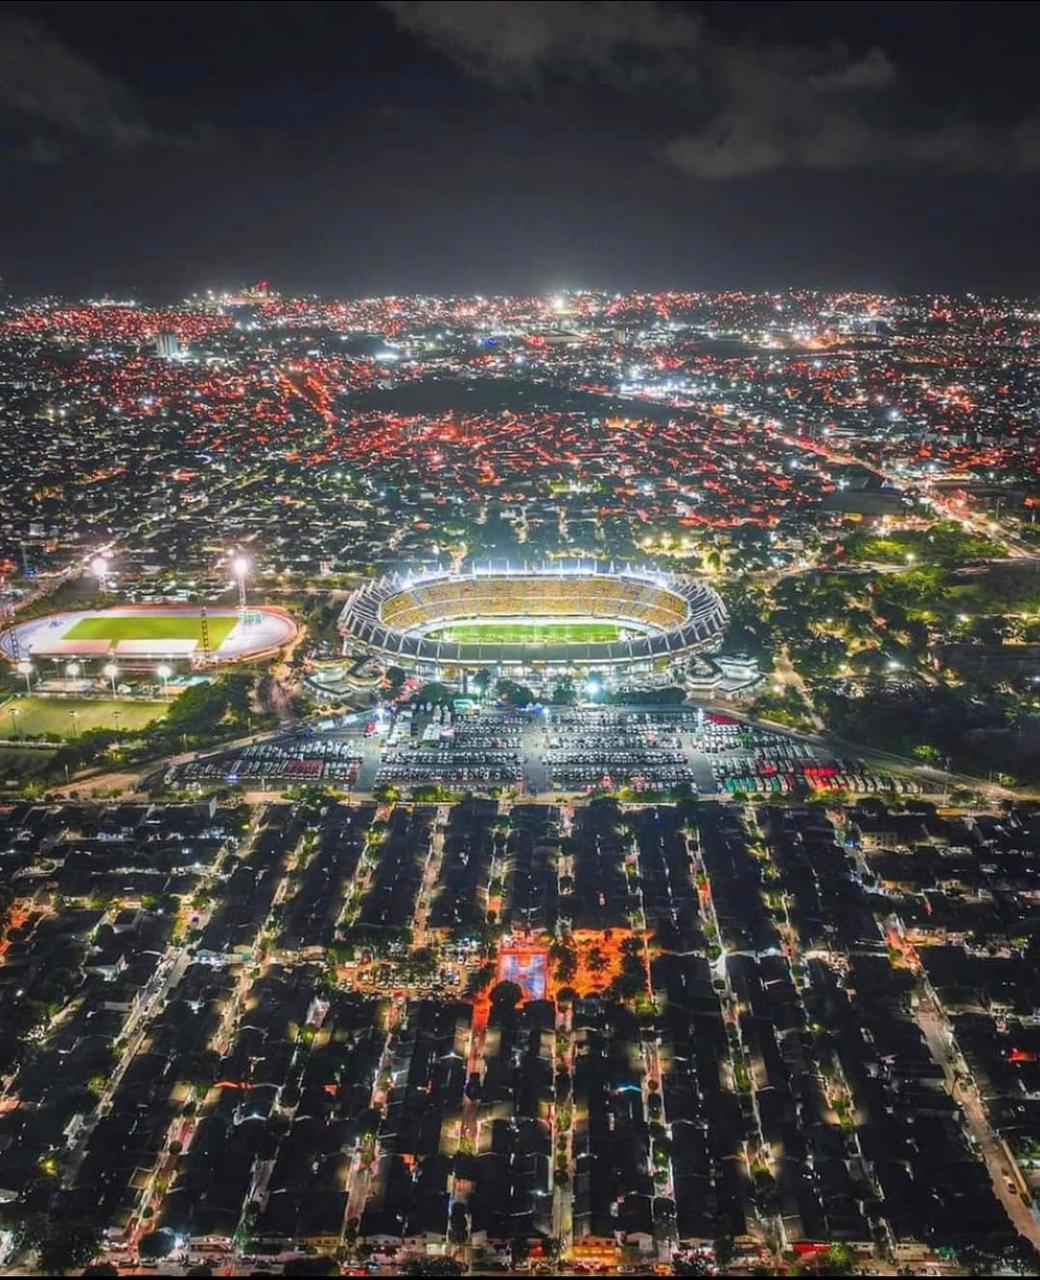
338, 562, 727, 684
0, 606, 298, 671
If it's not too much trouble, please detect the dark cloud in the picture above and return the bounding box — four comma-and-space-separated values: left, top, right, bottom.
0, 14, 152, 152
383, 0, 1040, 178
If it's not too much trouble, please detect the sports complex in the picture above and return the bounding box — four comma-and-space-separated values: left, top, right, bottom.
338, 562, 727, 684
1, 604, 297, 671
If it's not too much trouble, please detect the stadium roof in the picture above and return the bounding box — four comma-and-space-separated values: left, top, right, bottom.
339, 562, 726, 668
28, 638, 112, 657
115, 638, 199, 657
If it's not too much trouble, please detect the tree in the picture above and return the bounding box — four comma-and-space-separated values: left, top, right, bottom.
38, 1219, 103, 1275
384, 665, 407, 694
672, 1254, 711, 1276
139, 1229, 177, 1262
401, 1260, 465, 1277
449, 1202, 469, 1245
489, 979, 523, 1010
413, 682, 454, 708
495, 677, 535, 707
551, 675, 577, 705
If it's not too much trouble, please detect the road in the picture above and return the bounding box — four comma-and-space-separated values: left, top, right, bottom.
916, 1003, 1040, 1250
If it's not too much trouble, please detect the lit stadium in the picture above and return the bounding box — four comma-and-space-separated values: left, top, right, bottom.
1, 604, 298, 670
339, 563, 727, 683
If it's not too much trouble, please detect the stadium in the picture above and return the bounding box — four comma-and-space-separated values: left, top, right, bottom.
339, 562, 727, 684
1, 604, 298, 671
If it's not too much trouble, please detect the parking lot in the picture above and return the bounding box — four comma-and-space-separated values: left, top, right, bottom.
168, 703, 925, 801
375, 705, 526, 789
695, 714, 925, 796
172, 737, 363, 788
543, 706, 698, 792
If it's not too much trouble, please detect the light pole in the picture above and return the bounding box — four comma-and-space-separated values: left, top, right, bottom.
91, 554, 109, 594
232, 555, 250, 623
16, 659, 33, 696
65, 661, 81, 690
70, 710, 80, 738
157, 663, 172, 696
8, 707, 19, 740
103, 662, 119, 698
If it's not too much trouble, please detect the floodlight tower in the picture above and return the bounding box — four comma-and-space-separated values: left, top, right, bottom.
199, 605, 212, 665
232, 555, 250, 624
91, 554, 110, 594
16, 659, 33, 695
103, 662, 119, 697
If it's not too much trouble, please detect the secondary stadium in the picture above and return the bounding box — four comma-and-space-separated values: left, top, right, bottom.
339, 562, 727, 683
1, 604, 297, 670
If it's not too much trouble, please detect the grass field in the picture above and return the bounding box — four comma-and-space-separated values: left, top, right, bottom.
2, 696, 166, 739
427, 621, 624, 645
63, 614, 238, 647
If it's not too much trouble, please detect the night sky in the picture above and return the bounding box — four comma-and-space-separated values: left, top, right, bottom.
3, 0, 1040, 299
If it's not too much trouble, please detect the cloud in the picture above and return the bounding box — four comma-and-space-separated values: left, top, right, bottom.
381, 0, 703, 88
0, 14, 152, 153
383, 0, 1040, 179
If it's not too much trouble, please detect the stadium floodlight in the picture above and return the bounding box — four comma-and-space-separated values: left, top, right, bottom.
65, 662, 80, 679
103, 662, 119, 696
157, 663, 172, 694
15, 659, 33, 695
90, 553, 110, 592
231, 554, 250, 617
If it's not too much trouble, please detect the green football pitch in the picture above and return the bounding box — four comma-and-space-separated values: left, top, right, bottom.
427, 621, 623, 645
63, 614, 238, 648
4, 697, 166, 739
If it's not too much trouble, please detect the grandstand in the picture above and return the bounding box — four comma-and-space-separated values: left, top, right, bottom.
338, 562, 726, 682
2, 604, 298, 670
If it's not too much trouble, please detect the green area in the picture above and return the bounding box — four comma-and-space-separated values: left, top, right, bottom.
427, 620, 623, 645
45, 674, 264, 784
2, 696, 166, 740
841, 519, 1006, 567
63, 613, 238, 647
815, 682, 1040, 786
0, 747, 55, 782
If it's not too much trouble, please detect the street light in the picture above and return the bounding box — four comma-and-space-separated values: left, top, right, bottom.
8, 707, 19, 740
103, 662, 119, 697
157, 663, 172, 696
15, 659, 33, 695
